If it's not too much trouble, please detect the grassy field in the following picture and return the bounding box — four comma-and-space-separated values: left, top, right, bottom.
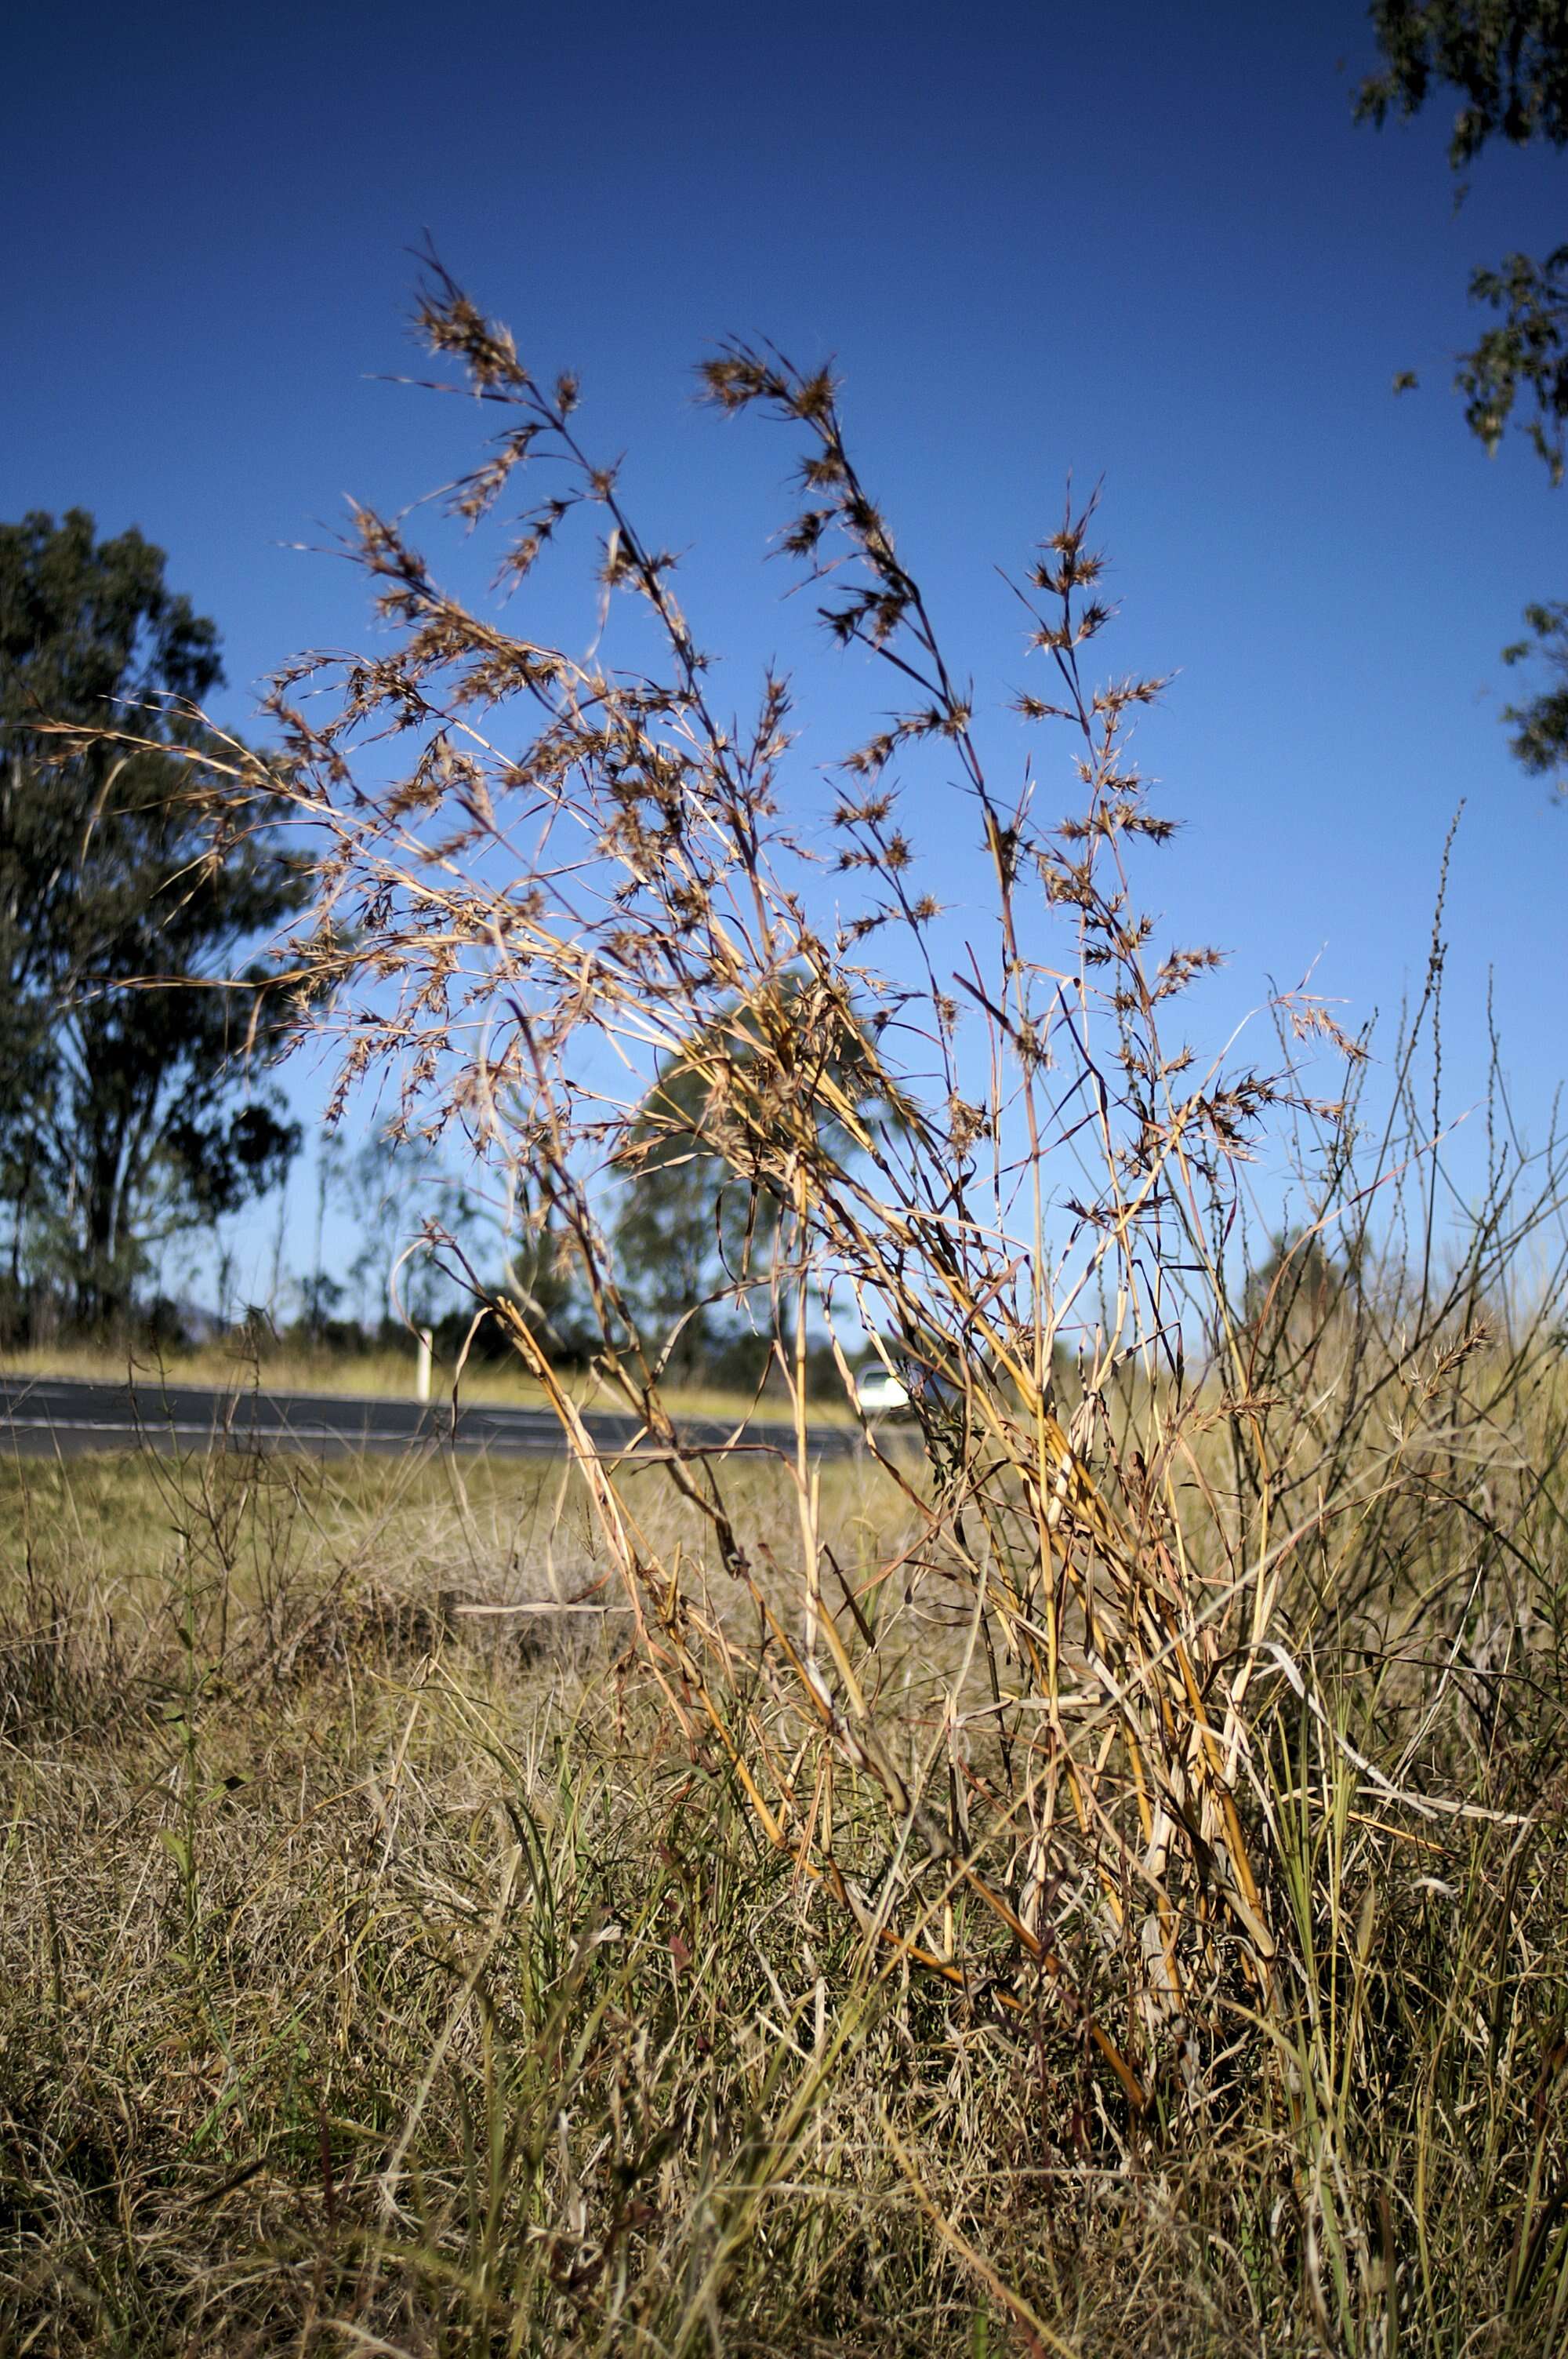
2, 1413, 1568, 2357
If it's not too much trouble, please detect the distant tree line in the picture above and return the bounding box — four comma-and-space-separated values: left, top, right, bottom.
1, 506, 1319, 1398
0, 511, 851, 1385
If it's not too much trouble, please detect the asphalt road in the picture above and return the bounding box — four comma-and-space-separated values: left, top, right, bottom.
0, 1374, 862, 1462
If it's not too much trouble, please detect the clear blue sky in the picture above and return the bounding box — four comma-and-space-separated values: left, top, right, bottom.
5, 1, 1566, 1303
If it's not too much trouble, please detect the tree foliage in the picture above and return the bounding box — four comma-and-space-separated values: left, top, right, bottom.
0, 510, 305, 1331
1356, 2, 1568, 785
612, 983, 891, 1380
1357, 1, 1568, 162
1456, 242, 1568, 478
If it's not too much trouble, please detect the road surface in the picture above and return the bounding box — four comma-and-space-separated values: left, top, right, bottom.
0, 1373, 862, 1462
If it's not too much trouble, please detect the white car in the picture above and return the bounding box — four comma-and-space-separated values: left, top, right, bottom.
854, 1360, 912, 1416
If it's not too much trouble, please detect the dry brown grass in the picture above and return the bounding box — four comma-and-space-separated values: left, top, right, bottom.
1, 1420, 1567, 2356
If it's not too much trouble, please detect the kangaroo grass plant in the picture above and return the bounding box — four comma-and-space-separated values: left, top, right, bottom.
21, 270, 1568, 2354
228, 263, 1318, 2079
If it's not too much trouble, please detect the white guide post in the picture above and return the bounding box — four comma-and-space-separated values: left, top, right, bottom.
416, 1326, 434, 1405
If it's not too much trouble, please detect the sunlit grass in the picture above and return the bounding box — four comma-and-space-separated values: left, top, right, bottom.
2, 1436, 1567, 2354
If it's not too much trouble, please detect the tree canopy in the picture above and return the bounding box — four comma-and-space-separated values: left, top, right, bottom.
0, 510, 305, 1332
1356, 2, 1568, 784
612, 981, 893, 1383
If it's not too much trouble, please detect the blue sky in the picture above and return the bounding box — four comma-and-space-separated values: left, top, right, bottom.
5, 1, 1566, 1307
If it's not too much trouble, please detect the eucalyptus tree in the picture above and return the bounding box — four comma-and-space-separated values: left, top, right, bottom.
0, 509, 303, 1331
